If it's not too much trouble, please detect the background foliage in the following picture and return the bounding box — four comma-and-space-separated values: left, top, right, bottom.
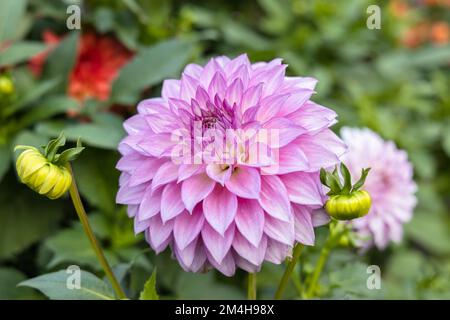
0, 0, 449, 299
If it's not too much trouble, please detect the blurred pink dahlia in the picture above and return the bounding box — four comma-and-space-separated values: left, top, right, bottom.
116, 55, 346, 276
340, 127, 417, 250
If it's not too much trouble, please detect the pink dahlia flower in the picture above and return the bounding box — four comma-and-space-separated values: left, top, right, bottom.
116, 55, 346, 276
340, 127, 417, 250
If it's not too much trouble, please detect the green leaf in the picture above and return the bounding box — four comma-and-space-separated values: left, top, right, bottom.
71, 148, 119, 213
139, 269, 159, 300
0, 176, 63, 259
0, 267, 39, 299
43, 31, 79, 89
19, 270, 115, 300
0, 144, 10, 183
111, 39, 194, 104
44, 224, 118, 270
18, 95, 78, 128
0, 0, 27, 43
0, 41, 47, 67
36, 120, 125, 150
45, 132, 66, 161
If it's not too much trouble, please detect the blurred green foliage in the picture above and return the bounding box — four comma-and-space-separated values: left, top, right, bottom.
0, 0, 449, 299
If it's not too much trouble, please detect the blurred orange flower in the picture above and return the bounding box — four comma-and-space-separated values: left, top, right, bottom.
29, 31, 132, 102
430, 22, 450, 45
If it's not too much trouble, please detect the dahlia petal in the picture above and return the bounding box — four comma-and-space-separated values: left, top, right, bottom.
123, 115, 148, 134
181, 173, 215, 212
234, 255, 261, 273
265, 239, 292, 264
292, 204, 315, 246
160, 183, 185, 222
258, 175, 291, 222
235, 199, 265, 247
264, 214, 295, 246
225, 166, 260, 199
162, 79, 180, 100
281, 172, 324, 206
147, 216, 174, 251
262, 117, 306, 148
138, 133, 174, 157
203, 185, 237, 235
174, 207, 205, 250
127, 205, 139, 218
145, 228, 172, 254
276, 89, 314, 117
128, 158, 164, 187
138, 187, 162, 221
286, 102, 337, 132
256, 93, 290, 123
311, 208, 330, 227
241, 83, 263, 112
205, 163, 232, 186
201, 222, 235, 264
173, 237, 198, 268
134, 217, 151, 234
207, 250, 236, 277
261, 142, 309, 175
232, 231, 267, 266
151, 161, 179, 191
225, 78, 243, 106
208, 72, 227, 100
177, 164, 203, 182
180, 73, 199, 101
116, 183, 146, 205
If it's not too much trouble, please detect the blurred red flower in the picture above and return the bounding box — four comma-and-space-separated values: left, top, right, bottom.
29, 31, 132, 102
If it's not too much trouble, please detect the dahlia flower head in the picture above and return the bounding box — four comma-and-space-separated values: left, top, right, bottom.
116, 54, 346, 276
340, 127, 417, 250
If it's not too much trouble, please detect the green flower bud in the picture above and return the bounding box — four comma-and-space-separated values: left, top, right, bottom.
15, 133, 84, 200
0, 76, 14, 95
320, 163, 372, 221
325, 190, 371, 220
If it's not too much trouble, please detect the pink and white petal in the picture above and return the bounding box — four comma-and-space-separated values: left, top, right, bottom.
261, 143, 309, 175
201, 222, 235, 264
225, 78, 243, 106
137, 133, 175, 157
203, 185, 238, 235
181, 173, 215, 212
162, 79, 181, 100
116, 183, 146, 205
232, 232, 267, 266
292, 204, 315, 246
225, 166, 260, 199
160, 183, 185, 222
256, 93, 290, 123
174, 207, 205, 250
134, 217, 151, 234
147, 216, 174, 251
173, 237, 198, 268
151, 161, 179, 192
241, 83, 263, 113
234, 199, 264, 247
206, 163, 232, 186
311, 208, 330, 227
128, 158, 165, 187
264, 214, 295, 246
234, 255, 261, 273
258, 175, 291, 222
265, 239, 292, 264
262, 117, 306, 148
138, 187, 162, 221
206, 250, 236, 277
281, 172, 324, 206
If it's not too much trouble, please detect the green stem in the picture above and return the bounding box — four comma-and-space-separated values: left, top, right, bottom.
274, 243, 304, 300
247, 273, 257, 300
304, 221, 346, 298
305, 246, 330, 298
66, 163, 126, 300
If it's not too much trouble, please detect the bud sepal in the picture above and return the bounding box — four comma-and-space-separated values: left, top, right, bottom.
15, 133, 84, 199
320, 163, 372, 221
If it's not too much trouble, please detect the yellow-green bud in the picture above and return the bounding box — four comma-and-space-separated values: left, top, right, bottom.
14, 133, 84, 200
0, 76, 14, 95
16, 146, 72, 199
325, 190, 371, 221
